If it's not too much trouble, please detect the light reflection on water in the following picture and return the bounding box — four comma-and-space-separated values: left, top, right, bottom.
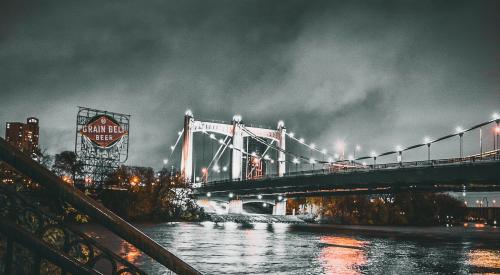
319, 236, 367, 275
85, 222, 500, 275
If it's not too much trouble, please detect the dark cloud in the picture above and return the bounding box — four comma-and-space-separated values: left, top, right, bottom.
0, 0, 498, 170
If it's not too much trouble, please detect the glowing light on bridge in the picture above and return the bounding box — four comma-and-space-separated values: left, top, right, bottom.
218, 138, 224, 144
492, 112, 500, 120
170, 146, 175, 151
277, 120, 285, 128
206, 192, 211, 197
299, 138, 305, 144
262, 203, 267, 207
370, 151, 377, 157
309, 158, 316, 164
321, 149, 327, 155
258, 194, 263, 199
310, 143, 316, 149
185, 109, 193, 116
222, 166, 228, 172
229, 192, 234, 198
288, 132, 294, 137
395, 145, 402, 152
278, 195, 283, 201
209, 134, 215, 139
233, 114, 242, 122
424, 136, 432, 144
163, 159, 169, 165
293, 158, 299, 164
213, 164, 219, 171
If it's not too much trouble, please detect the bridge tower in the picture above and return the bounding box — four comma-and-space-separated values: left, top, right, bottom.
181, 111, 194, 182
231, 116, 243, 180
277, 121, 286, 177
179, 111, 286, 182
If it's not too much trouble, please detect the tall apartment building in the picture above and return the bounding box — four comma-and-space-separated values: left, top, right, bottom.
5, 117, 40, 156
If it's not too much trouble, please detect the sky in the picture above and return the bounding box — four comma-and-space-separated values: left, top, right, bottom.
0, 0, 499, 174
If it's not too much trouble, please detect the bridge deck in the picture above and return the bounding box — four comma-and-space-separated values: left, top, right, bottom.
195, 159, 500, 198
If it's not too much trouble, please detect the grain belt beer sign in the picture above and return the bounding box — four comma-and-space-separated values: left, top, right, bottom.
80, 115, 128, 148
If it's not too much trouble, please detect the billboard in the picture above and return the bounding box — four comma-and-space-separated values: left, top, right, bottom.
75, 107, 130, 187
80, 115, 128, 148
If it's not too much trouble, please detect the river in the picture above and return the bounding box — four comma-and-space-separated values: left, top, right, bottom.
83, 221, 500, 274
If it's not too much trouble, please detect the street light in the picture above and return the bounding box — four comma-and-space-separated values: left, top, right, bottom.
293, 158, 300, 172
258, 194, 263, 200
456, 127, 464, 160
395, 145, 402, 163
309, 158, 316, 170
354, 145, 361, 159
424, 137, 432, 163
336, 140, 345, 160
370, 151, 377, 167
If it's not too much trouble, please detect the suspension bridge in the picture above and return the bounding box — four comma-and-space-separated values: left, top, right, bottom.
167, 111, 500, 215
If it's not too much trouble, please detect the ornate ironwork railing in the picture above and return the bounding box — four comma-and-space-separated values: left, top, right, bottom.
1, 185, 147, 275
0, 137, 202, 275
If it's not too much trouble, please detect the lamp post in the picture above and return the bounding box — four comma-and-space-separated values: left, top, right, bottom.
480, 128, 483, 158
354, 145, 361, 160
293, 158, 299, 173
371, 151, 377, 168
496, 123, 500, 159
396, 146, 402, 165
424, 137, 431, 164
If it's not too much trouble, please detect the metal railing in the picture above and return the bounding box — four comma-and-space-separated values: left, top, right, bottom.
0, 137, 202, 275
201, 149, 500, 187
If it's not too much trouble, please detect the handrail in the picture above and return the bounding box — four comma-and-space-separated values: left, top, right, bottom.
0, 137, 202, 275
0, 220, 102, 275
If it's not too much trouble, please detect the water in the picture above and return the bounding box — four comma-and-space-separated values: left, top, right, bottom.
85, 222, 500, 274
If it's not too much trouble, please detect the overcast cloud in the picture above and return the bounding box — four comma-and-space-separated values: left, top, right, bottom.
0, 0, 499, 170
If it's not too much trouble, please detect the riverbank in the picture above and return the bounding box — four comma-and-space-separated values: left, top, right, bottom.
290, 223, 500, 241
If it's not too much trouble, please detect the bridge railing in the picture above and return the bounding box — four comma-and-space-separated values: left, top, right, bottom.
201, 149, 500, 186
0, 137, 202, 275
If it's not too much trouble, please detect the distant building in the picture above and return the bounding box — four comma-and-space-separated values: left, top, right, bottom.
5, 117, 40, 157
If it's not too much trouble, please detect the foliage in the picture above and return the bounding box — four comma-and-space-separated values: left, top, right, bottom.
52, 151, 83, 182
101, 166, 206, 222
289, 192, 467, 226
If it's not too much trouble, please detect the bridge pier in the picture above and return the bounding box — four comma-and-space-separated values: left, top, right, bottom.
228, 199, 243, 214
272, 200, 287, 216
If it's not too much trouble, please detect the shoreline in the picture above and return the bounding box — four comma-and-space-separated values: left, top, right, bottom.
289, 223, 500, 241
